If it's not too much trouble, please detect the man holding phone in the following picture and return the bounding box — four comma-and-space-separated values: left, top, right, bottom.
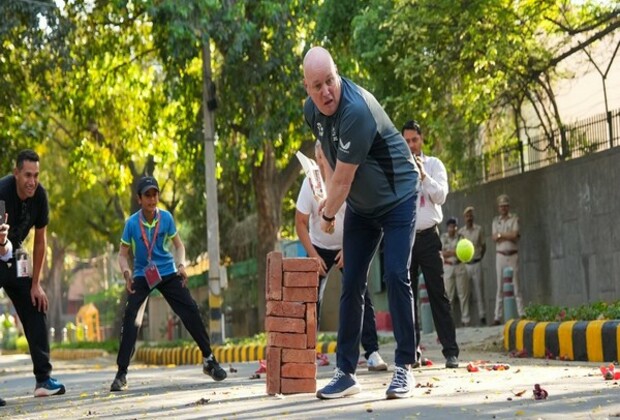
0, 149, 65, 405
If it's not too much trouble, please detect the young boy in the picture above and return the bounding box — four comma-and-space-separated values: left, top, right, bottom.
110, 176, 226, 392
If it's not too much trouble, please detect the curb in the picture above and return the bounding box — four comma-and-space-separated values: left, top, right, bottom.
503, 319, 620, 362
135, 341, 338, 366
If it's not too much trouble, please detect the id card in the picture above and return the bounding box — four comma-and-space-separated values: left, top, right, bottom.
15, 249, 31, 278
144, 262, 162, 289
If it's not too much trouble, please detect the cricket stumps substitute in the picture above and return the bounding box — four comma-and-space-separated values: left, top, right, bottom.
265, 252, 319, 395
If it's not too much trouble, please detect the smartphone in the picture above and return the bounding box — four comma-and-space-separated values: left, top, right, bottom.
0, 200, 5, 225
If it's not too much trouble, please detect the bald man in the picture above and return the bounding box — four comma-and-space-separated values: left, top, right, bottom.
303, 46, 420, 400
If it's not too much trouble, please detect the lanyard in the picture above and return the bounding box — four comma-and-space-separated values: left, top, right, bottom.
139, 210, 160, 262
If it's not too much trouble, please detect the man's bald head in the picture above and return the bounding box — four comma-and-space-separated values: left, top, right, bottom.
303, 47, 337, 78
303, 47, 341, 116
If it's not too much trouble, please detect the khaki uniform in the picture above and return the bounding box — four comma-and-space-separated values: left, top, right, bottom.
458, 224, 486, 321
491, 213, 523, 320
440, 232, 469, 325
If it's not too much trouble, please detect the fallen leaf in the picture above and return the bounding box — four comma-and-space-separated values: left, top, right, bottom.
186, 398, 210, 406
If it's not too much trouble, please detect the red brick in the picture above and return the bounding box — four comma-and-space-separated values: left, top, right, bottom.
281, 378, 316, 394
266, 301, 306, 318
266, 347, 281, 395
282, 258, 319, 272
268, 332, 307, 349
265, 316, 306, 333
282, 287, 318, 303
283, 271, 319, 288
282, 349, 316, 364
306, 303, 317, 348
266, 252, 283, 301
281, 362, 317, 379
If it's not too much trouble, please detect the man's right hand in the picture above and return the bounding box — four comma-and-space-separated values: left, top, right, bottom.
0, 222, 9, 242
414, 156, 427, 181
124, 271, 136, 294
314, 256, 328, 277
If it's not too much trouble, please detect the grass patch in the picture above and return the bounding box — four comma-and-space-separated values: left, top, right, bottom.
524, 300, 620, 322
51, 339, 119, 353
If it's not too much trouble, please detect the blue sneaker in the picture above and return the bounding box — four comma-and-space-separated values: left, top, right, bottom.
316, 368, 360, 399
386, 365, 414, 399
34, 378, 66, 397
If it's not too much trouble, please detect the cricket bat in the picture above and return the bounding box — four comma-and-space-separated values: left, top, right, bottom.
295, 151, 326, 201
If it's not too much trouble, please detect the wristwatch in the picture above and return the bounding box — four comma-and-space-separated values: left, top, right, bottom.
322, 213, 335, 222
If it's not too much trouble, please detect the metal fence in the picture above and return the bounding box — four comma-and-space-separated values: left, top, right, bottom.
482, 108, 619, 182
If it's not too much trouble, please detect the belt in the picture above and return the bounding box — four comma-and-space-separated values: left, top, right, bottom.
444, 261, 460, 266
467, 258, 482, 265
497, 250, 518, 256
416, 225, 437, 236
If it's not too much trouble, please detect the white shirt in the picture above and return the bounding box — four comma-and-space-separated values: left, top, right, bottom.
296, 178, 345, 250
414, 153, 448, 230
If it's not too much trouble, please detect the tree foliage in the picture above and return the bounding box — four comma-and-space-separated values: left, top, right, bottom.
1, 0, 618, 336
345, 0, 619, 187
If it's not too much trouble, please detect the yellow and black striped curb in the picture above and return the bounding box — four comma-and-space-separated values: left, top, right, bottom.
135, 341, 338, 366
504, 319, 620, 362
51, 349, 109, 360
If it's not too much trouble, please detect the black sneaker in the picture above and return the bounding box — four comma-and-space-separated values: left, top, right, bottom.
445, 355, 459, 369
110, 374, 127, 392
0, 397, 5, 406
203, 355, 227, 381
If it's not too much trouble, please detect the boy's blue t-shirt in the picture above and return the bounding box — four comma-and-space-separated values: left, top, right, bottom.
120, 209, 178, 277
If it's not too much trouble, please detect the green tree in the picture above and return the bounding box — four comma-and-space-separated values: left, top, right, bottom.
347, 0, 619, 187
147, 1, 319, 326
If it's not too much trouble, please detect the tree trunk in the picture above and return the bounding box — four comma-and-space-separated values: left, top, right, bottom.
252, 142, 281, 331
47, 235, 66, 342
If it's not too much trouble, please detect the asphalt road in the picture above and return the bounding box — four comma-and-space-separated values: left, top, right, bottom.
0, 326, 619, 419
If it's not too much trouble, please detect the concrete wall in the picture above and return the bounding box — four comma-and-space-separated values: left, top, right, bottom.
442, 147, 620, 319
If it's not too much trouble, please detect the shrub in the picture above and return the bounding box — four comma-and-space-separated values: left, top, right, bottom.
524, 301, 620, 322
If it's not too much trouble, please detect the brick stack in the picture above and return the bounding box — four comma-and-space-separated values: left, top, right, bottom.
265, 251, 319, 395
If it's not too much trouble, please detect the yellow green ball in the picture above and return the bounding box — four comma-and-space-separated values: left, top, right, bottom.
456, 238, 475, 263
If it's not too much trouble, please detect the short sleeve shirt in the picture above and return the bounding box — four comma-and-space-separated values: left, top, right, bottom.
492, 213, 519, 253
121, 209, 178, 277
304, 77, 418, 217
0, 175, 49, 248
440, 232, 459, 265
295, 177, 345, 250
458, 224, 485, 260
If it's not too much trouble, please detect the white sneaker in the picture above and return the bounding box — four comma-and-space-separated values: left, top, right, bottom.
367, 351, 388, 371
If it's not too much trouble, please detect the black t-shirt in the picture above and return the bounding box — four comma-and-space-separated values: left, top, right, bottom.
0, 175, 49, 248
